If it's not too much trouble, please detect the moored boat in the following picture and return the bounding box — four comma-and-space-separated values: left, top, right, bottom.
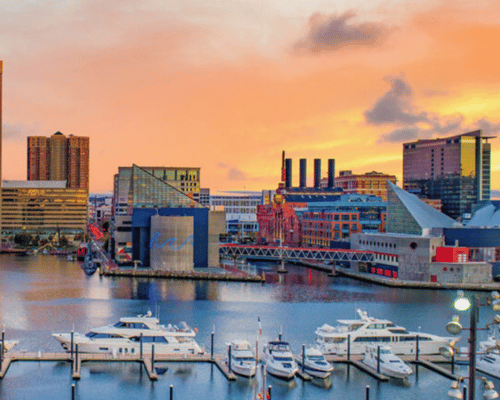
296, 345, 333, 379
227, 340, 257, 377
52, 311, 204, 355
362, 344, 413, 379
477, 337, 500, 378
315, 309, 454, 355
262, 341, 298, 380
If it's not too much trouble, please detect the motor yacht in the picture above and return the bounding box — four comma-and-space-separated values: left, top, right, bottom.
315, 309, 454, 355
296, 345, 333, 379
227, 340, 257, 377
362, 344, 413, 379
52, 312, 204, 355
477, 337, 500, 378
262, 341, 298, 380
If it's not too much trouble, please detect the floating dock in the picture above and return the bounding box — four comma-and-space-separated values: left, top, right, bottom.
0, 351, 466, 382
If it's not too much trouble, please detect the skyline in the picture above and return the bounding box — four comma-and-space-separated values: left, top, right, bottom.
2, 1, 500, 193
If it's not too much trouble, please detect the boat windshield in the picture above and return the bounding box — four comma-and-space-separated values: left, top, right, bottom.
379, 349, 391, 354
114, 322, 150, 329
235, 356, 255, 361
274, 356, 293, 362
307, 355, 325, 361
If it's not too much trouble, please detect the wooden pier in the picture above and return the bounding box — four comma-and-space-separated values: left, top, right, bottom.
0, 351, 467, 383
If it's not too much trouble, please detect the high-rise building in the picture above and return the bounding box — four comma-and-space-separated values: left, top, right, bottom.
0, 61, 3, 243
403, 130, 494, 220
27, 132, 89, 190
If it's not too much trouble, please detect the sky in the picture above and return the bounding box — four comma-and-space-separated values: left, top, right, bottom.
2, 0, 500, 193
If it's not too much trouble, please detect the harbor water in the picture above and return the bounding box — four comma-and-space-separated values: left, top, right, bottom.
0, 254, 498, 399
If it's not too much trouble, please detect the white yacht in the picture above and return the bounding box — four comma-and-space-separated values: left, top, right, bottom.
315, 309, 453, 355
227, 340, 257, 377
262, 341, 298, 380
52, 312, 204, 355
477, 337, 500, 378
362, 344, 413, 379
296, 345, 333, 379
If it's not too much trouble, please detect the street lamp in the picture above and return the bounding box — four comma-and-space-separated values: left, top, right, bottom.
447, 377, 499, 400
443, 291, 500, 400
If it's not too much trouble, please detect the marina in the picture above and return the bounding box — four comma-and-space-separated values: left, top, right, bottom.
0, 254, 499, 399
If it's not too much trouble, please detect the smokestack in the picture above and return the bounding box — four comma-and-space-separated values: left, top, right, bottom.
285, 158, 292, 188
281, 151, 286, 182
299, 159, 307, 188
328, 159, 335, 189
314, 159, 321, 189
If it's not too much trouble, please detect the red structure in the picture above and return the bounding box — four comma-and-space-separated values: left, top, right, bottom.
434, 247, 469, 263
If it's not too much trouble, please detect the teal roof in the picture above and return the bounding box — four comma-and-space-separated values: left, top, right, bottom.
388, 182, 462, 230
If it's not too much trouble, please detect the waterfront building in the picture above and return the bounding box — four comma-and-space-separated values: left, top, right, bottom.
209, 191, 262, 238
195, 188, 210, 206
351, 232, 492, 283
403, 130, 494, 220
1, 180, 88, 240
297, 195, 386, 247
347, 182, 493, 283
27, 132, 89, 190
115, 166, 200, 198
320, 170, 397, 201
111, 165, 224, 269
386, 181, 461, 236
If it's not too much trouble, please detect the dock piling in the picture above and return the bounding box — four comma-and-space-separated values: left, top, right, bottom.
377, 346, 380, 374
416, 335, 420, 361
1, 329, 4, 361
267, 385, 272, 400
140, 333, 143, 360
169, 384, 173, 400
151, 344, 155, 371
347, 334, 351, 361
302, 344, 305, 373
365, 385, 370, 400
210, 332, 214, 359
71, 383, 75, 400
70, 331, 74, 360
228, 345, 232, 373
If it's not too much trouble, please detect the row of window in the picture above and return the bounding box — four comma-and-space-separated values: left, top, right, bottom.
359, 240, 397, 249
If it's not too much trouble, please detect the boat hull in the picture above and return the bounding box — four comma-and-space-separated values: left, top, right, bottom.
230, 363, 257, 378
265, 363, 297, 380
52, 333, 203, 356
297, 362, 333, 379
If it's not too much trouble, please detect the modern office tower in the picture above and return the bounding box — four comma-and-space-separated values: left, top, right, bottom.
403, 130, 493, 220
1, 180, 88, 239
27, 132, 89, 190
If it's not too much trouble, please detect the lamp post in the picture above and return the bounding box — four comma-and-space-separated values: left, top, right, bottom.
444, 291, 500, 400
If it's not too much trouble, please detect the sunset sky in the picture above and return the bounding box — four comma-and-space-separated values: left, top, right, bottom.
2, 0, 500, 193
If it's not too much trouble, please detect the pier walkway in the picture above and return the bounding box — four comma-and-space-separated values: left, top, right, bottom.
0, 352, 465, 382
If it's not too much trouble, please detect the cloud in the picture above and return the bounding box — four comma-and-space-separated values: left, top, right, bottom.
369, 76, 500, 143
2, 123, 40, 141
217, 163, 248, 181
293, 11, 392, 54
364, 76, 429, 125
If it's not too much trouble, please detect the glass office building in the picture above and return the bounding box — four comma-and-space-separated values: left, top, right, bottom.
403, 130, 493, 220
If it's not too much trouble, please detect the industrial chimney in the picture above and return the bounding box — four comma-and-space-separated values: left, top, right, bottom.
285, 158, 292, 188
299, 159, 307, 189
327, 159, 335, 189
314, 159, 321, 189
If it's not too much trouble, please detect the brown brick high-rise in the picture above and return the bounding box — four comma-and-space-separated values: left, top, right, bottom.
27, 131, 89, 191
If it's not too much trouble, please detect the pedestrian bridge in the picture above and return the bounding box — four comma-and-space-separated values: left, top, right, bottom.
219, 244, 375, 263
